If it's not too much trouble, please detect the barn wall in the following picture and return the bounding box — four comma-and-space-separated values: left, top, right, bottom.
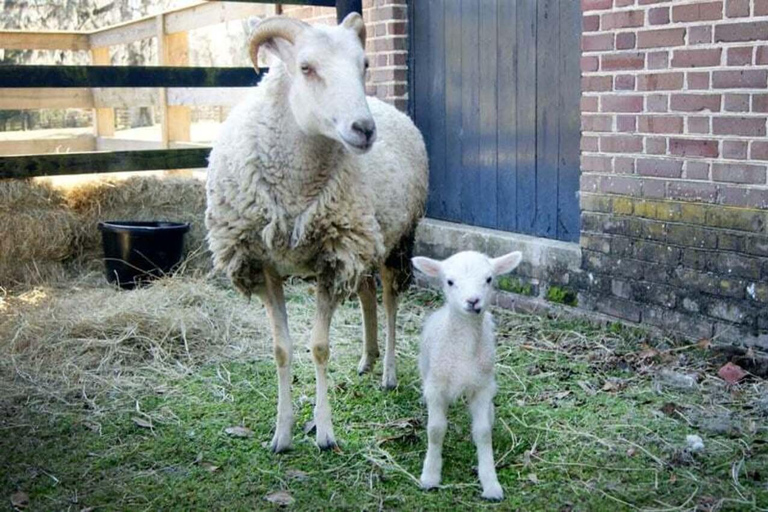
578, 0, 768, 346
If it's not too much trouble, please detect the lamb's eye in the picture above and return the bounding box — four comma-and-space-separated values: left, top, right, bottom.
447, 279, 454, 287
486, 277, 492, 284
364, 59, 369, 70
300, 63, 313, 75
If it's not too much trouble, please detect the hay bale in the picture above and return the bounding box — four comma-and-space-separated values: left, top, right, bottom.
65, 176, 211, 271
0, 180, 76, 286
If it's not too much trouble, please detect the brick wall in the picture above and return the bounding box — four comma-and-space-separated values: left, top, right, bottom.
283, 0, 408, 111
579, 0, 768, 346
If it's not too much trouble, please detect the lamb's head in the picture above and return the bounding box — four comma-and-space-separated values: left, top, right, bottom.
250, 14, 375, 154
413, 251, 523, 317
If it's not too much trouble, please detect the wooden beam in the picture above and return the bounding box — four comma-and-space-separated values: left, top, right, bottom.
0, 135, 96, 156
164, 1, 275, 35
0, 148, 211, 179
90, 47, 115, 137
0, 88, 93, 109
92, 88, 158, 108
88, 17, 156, 48
158, 16, 192, 148
92, 87, 250, 108
0, 30, 90, 51
0, 65, 263, 88
211, 0, 335, 5
168, 87, 251, 106
96, 137, 163, 152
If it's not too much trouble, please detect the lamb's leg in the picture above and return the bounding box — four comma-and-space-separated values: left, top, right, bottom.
469, 386, 503, 500
310, 283, 340, 449
357, 274, 379, 375
380, 266, 398, 389
259, 270, 294, 453
420, 391, 447, 490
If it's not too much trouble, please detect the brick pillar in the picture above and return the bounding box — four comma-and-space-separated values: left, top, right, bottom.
578, 0, 768, 346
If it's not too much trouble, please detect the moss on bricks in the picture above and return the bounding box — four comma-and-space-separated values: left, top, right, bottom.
545, 285, 578, 307
497, 275, 534, 296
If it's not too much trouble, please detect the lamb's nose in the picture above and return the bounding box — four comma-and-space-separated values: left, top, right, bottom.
467, 297, 480, 307
351, 119, 376, 144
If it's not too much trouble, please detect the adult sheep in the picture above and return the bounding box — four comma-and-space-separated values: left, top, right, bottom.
205, 13, 428, 452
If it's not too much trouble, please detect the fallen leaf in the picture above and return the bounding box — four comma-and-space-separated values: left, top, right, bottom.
601, 379, 624, 392
552, 391, 571, 400
577, 380, 597, 396
697, 338, 712, 350
638, 345, 659, 360
669, 473, 677, 484
132, 417, 152, 429
265, 491, 294, 507
225, 426, 253, 438
527, 473, 539, 484
286, 469, 309, 481
660, 402, 678, 416
626, 447, 636, 457
10, 491, 29, 509
80, 508, 95, 512
718, 362, 748, 385
200, 462, 219, 473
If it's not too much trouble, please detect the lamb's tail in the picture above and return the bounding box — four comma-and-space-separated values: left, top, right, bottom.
383, 224, 418, 293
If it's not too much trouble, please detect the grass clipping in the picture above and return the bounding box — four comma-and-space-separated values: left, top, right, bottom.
0, 274, 268, 401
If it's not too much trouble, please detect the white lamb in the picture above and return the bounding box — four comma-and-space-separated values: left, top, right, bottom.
205, 14, 428, 453
412, 250, 523, 501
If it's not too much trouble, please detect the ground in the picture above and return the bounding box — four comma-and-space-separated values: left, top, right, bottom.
1, 273, 767, 511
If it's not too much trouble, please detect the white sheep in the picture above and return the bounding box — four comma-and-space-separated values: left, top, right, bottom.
412, 250, 523, 501
205, 14, 428, 453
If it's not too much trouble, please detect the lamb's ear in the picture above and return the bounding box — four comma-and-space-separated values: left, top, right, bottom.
412, 256, 442, 278
491, 251, 522, 275
341, 12, 366, 48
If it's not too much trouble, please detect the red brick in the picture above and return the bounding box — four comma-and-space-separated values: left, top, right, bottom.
669, 138, 719, 158
583, 0, 613, 11
646, 137, 667, 155
715, 22, 768, 42
647, 51, 669, 69
583, 75, 613, 92
602, 95, 644, 112
582, 96, 599, 112
685, 161, 710, 180
753, 94, 768, 113
756, 46, 768, 64
712, 70, 768, 88
602, 53, 644, 70
689, 26, 713, 45
615, 0, 634, 6
614, 157, 635, 174
723, 94, 751, 112
583, 15, 600, 32
637, 158, 683, 178
647, 94, 668, 112
600, 135, 643, 153
642, 179, 667, 198
638, 115, 684, 134
688, 117, 711, 134
757, 0, 768, 15
727, 47, 753, 65
648, 7, 670, 25
720, 187, 768, 208
722, 140, 749, 159
617, 115, 637, 132
616, 32, 637, 50
638, 28, 686, 48
671, 48, 722, 68
582, 136, 600, 151
582, 115, 613, 132
637, 72, 684, 91
672, 2, 723, 22
670, 94, 721, 112
580, 175, 600, 193
601, 175, 642, 196
582, 56, 599, 72
639, 0, 670, 3
713, 116, 766, 136
582, 34, 614, 52
668, 181, 718, 202
726, 0, 750, 17
688, 72, 711, 89
712, 163, 767, 184
751, 141, 768, 160
387, 21, 407, 35
602, 10, 645, 29
615, 74, 636, 90
582, 155, 613, 172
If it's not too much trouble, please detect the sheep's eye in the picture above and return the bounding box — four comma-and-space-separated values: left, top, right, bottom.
364, 59, 369, 70
486, 277, 492, 284
447, 279, 454, 287
300, 63, 313, 75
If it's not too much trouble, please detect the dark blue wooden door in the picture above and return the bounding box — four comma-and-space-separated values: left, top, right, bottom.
410, 0, 582, 242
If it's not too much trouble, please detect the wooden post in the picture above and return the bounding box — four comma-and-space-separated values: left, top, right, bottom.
157, 15, 191, 148
90, 46, 115, 137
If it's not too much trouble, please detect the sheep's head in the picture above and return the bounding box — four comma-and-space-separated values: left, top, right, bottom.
413, 251, 523, 317
250, 14, 375, 154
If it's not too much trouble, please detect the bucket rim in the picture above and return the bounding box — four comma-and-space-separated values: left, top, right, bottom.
98, 220, 190, 234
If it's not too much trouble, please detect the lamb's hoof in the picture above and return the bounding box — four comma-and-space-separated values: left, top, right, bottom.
481, 483, 504, 501
357, 356, 376, 375
317, 439, 339, 451
420, 474, 440, 490
269, 435, 292, 454
381, 375, 398, 391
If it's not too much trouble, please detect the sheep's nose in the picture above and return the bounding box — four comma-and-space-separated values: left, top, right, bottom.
351, 119, 376, 144
466, 297, 480, 307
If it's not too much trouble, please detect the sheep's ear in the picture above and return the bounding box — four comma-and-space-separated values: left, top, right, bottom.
247, 17, 262, 35
491, 251, 522, 275
412, 256, 441, 278
341, 12, 366, 48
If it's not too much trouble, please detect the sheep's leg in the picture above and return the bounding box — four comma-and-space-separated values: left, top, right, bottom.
310, 283, 339, 450
420, 391, 447, 490
380, 266, 398, 389
469, 386, 503, 500
259, 270, 294, 454
357, 274, 379, 375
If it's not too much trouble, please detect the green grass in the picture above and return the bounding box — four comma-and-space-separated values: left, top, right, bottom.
1, 280, 767, 511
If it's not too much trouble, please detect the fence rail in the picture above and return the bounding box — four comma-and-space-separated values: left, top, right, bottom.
0, 0, 361, 177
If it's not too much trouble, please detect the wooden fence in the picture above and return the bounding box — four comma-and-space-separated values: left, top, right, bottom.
0, 0, 360, 179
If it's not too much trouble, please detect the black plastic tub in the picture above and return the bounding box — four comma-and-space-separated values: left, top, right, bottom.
98, 221, 190, 289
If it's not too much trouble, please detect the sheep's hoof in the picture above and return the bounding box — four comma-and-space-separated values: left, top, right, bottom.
381, 377, 398, 391
357, 356, 376, 375
269, 432, 293, 454
317, 439, 339, 452
481, 484, 504, 501
420, 476, 440, 491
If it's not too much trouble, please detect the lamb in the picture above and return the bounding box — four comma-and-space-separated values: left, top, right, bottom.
204, 13, 428, 453
411, 250, 523, 501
